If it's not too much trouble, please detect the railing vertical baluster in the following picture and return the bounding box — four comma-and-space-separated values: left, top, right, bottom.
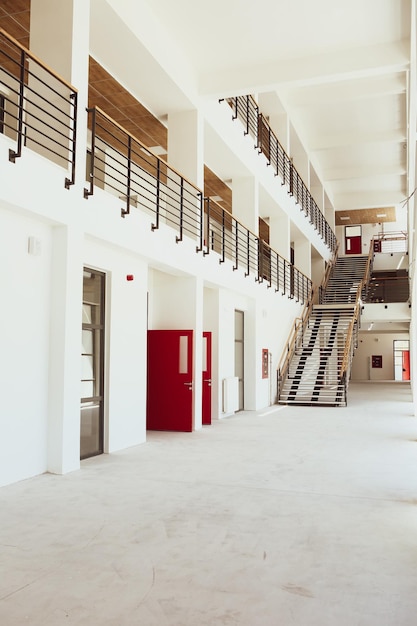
152, 159, 161, 231
196, 191, 203, 252
9, 48, 26, 163
203, 197, 210, 256
257, 238, 262, 282
275, 253, 280, 293
121, 134, 132, 217
245, 230, 250, 277
233, 221, 239, 270
65, 91, 77, 189
176, 177, 184, 242
84, 107, 96, 198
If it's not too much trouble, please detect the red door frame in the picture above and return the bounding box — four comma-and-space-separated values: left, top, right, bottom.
147, 330, 193, 431
202, 332, 212, 425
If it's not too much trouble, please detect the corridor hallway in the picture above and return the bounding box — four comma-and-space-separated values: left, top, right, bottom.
1, 383, 417, 626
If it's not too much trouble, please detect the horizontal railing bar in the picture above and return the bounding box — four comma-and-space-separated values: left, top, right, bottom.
91, 106, 201, 195
0, 27, 78, 93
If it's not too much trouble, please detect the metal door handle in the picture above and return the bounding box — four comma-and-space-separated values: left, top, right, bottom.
203, 378, 212, 383
184, 382, 193, 389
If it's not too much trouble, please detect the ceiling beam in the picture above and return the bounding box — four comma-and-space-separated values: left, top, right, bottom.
199, 41, 410, 97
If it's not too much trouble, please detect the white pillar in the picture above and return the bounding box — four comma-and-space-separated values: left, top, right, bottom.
168, 109, 204, 189
269, 212, 290, 260
232, 176, 259, 234
192, 277, 204, 431
293, 237, 312, 278
30, 0, 90, 196
48, 225, 83, 474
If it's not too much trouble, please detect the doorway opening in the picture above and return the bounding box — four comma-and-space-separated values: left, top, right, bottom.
393, 339, 410, 381
235, 310, 244, 410
80, 268, 105, 459
345, 225, 362, 254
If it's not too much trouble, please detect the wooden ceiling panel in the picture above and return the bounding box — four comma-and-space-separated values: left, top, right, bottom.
335, 207, 396, 226
204, 166, 233, 214
1, 7, 233, 218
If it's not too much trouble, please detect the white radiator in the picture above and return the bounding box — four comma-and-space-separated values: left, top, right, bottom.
222, 376, 239, 413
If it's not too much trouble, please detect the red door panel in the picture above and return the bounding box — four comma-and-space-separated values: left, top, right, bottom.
147, 330, 193, 431
346, 235, 362, 254
402, 350, 410, 381
202, 332, 212, 425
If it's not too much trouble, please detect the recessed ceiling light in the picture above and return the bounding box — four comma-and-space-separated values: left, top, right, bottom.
376, 213, 386, 218
210, 195, 223, 202
340, 216, 350, 221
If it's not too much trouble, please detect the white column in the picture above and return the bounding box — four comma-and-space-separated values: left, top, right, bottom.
48, 225, 83, 474
232, 176, 259, 234
30, 0, 90, 195
269, 212, 290, 260
192, 276, 204, 431
167, 109, 204, 189
293, 237, 311, 278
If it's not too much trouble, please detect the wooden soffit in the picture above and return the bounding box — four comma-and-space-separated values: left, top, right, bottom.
335, 207, 396, 226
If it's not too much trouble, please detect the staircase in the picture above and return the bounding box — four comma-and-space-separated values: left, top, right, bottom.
278, 255, 368, 407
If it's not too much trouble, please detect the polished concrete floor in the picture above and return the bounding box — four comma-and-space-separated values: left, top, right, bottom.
1, 382, 417, 626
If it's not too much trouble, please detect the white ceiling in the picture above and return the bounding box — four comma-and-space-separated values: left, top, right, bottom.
95, 0, 415, 215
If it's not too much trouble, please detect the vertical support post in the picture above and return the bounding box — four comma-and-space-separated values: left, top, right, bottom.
84, 107, 96, 199
121, 133, 131, 218
176, 178, 185, 243
65, 90, 78, 189
152, 159, 161, 231
233, 220, 239, 270
196, 191, 203, 252
9, 49, 26, 163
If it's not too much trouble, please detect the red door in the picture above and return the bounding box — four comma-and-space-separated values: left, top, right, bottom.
147, 330, 193, 431
402, 350, 410, 381
345, 225, 362, 255
202, 332, 212, 425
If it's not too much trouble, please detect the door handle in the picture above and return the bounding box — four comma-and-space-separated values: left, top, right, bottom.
203, 378, 212, 383
184, 381, 193, 389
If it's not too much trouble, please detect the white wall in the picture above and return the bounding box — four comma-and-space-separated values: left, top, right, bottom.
84, 238, 148, 453
0, 208, 52, 486
351, 332, 410, 381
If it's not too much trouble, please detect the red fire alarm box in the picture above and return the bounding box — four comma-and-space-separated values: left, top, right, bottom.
262, 349, 269, 379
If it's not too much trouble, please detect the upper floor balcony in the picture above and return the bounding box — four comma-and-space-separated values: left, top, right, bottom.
0, 26, 314, 305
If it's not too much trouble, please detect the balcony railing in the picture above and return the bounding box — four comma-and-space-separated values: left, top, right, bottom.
0, 28, 77, 188
224, 95, 337, 253
85, 106, 312, 304
84, 107, 203, 244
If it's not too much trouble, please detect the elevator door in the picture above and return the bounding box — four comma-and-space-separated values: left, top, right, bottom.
80, 268, 105, 460
147, 330, 194, 431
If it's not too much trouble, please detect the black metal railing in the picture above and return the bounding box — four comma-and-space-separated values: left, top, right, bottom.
224, 95, 337, 253
85, 107, 203, 243
203, 197, 311, 302
85, 107, 312, 304
0, 28, 77, 188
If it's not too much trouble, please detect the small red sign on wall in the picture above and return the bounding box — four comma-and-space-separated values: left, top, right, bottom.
262, 349, 269, 379
372, 355, 382, 368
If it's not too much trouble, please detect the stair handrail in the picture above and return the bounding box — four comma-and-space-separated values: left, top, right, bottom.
339, 244, 373, 382
318, 240, 339, 303
276, 283, 315, 400
361, 242, 374, 300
